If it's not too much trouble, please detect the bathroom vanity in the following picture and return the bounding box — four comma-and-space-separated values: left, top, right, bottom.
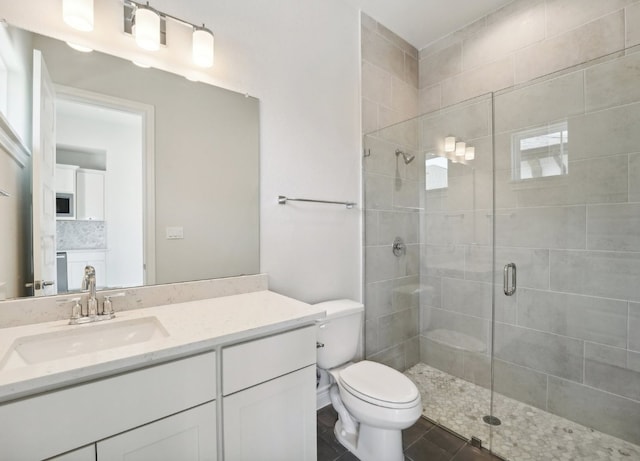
0, 290, 323, 460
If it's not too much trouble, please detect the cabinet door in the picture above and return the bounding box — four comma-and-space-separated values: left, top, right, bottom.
76, 169, 105, 220
97, 401, 216, 461
223, 366, 316, 461
47, 445, 95, 461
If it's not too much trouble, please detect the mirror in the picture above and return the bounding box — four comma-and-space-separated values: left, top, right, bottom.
0, 24, 260, 301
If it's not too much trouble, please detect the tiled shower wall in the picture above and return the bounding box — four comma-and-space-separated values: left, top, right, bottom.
416, 0, 640, 445
361, 13, 422, 371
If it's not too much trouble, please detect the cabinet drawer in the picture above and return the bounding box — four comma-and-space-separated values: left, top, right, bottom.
222, 326, 316, 395
0, 352, 216, 461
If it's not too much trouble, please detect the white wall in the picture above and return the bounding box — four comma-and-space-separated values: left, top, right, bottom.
1, 0, 363, 303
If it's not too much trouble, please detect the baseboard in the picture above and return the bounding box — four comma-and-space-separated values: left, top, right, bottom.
317, 383, 331, 410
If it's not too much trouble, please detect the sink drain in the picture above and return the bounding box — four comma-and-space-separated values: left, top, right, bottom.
483, 415, 502, 426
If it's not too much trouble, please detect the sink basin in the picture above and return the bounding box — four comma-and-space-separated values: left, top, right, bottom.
1, 317, 169, 370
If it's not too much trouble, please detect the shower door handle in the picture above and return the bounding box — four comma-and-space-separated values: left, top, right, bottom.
503, 263, 516, 296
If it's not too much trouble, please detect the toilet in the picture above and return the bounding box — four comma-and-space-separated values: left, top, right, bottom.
314, 299, 422, 461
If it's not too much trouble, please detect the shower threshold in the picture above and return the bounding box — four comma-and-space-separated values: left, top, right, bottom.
405, 363, 640, 461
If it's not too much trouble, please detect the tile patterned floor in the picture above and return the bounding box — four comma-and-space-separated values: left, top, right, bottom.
317, 405, 502, 461
405, 363, 640, 461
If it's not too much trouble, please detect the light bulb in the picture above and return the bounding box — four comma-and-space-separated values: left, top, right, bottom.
62, 0, 94, 32
465, 146, 475, 160
192, 28, 214, 68
444, 136, 456, 152
455, 141, 466, 157
135, 6, 160, 51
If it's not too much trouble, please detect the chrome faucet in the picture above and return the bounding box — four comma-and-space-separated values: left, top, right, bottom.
81, 265, 98, 318
66, 266, 123, 325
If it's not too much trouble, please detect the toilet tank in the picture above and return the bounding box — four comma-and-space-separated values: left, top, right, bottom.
313, 299, 364, 370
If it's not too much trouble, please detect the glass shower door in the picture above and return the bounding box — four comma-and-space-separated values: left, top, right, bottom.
490, 50, 640, 459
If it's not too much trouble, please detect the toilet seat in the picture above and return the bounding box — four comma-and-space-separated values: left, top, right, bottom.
338, 361, 420, 410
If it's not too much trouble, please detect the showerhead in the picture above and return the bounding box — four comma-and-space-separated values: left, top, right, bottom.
395, 149, 415, 164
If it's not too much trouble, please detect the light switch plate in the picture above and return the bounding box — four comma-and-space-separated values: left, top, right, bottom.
166, 226, 184, 239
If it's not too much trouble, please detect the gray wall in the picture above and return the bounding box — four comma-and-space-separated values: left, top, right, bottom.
416, 0, 640, 445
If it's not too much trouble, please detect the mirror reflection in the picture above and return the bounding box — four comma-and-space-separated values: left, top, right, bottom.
0, 25, 260, 301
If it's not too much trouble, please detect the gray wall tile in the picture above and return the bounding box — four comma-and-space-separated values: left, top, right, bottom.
362, 26, 405, 79
587, 203, 640, 251
548, 376, 640, 445
462, 1, 545, 71
362, 61, 393, 107
369, 343, 407, 372
419, 84, 441, 114
421, 307, 490, 353
420, 336, 464, 378
518, 288, 628, 347
569, 101, 640, 160
627, 2, 640, 47
630, 303, 640, 352
461, 351, 491, 388
494, 359, 548, 411
365, 173, 394, 210
379, 307, 420, 351
494, 323, 584, 382
514, 11, 625, 83
419, 275, 442, 309
545, 0, 634, 38
494, 69, 584, 134
419, 42, 462, 88
442, 277, 516, 323
585, 50, 640, 111
441, 57, 514, 107
630, 153, 640, 203
465, 246, 551, 291
423, 244, 465, 278
550, 250, 640, 302
511, 155, 629, 207
584, 342, 640, 401
494, 205, 586, 249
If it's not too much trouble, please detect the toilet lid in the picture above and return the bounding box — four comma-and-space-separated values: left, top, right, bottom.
339, 361, 420, 409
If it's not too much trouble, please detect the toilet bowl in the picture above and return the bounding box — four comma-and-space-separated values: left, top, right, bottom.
314, 300, 422, 461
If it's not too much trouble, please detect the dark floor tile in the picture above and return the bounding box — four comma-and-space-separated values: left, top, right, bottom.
451, 444, 500, 461
422, 425, 466, 455
317, 425, 347, 460
403, 417, 435, 449
336, 451, 360, 461
318, 405, 338, 434
317, 434, 342, 461
405, 436, 456, 461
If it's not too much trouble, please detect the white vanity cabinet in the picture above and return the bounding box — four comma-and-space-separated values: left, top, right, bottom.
0, 352, 217, 461
76, 168, 105, 221
222, 326, 317, 461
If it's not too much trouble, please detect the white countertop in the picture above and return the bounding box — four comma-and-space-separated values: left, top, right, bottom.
0, 290, 325, 403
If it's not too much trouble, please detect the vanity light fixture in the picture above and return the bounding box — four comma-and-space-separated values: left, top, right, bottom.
465, 146, 475, 160
134, 4, 161, 51
444, 136, 456, 153
192, 26, 215, 68
455, 141, 466, 157
62, 0, 94, 32
123, 1, 215, 68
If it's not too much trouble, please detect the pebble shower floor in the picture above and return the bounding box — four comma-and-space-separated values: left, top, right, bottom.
405, 363, 640, 461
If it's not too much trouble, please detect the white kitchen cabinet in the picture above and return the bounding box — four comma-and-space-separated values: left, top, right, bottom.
76, 168, 105, 221
66, 250, 107, 290
223, 366, 317, 461
55, 164, 78, 194
97, 401, 217, 461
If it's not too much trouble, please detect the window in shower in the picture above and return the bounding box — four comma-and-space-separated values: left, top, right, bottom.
425, 156, 448, 190
511, 121, 568, 181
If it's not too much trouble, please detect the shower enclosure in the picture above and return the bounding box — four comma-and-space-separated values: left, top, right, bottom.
363, 47, 640, 459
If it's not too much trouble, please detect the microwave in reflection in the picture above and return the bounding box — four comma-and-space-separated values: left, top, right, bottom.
56, 193, 75, 219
